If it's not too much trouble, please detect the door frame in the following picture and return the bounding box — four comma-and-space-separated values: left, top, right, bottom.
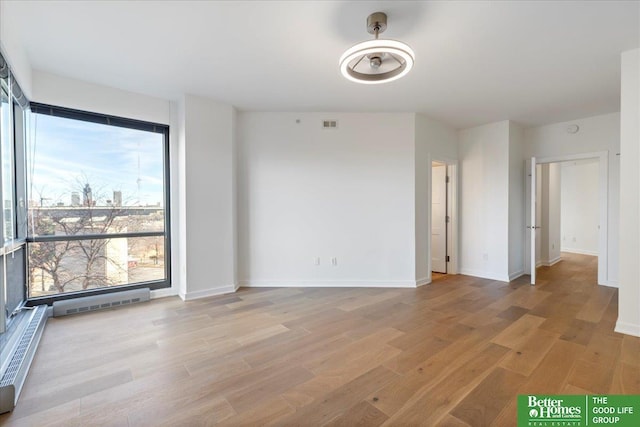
428, 155, 459, 282
526, 151, 609, 286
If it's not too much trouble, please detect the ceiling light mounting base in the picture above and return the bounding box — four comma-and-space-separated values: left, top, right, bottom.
367, 12, 387, 35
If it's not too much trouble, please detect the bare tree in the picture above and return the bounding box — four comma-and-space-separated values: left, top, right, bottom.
29, 178, 129, 294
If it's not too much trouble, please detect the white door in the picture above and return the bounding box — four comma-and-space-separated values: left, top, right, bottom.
524, 157, 537, 285
431, 163, 447, 273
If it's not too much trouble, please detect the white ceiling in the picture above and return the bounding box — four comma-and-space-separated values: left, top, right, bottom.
3, 1, 639, 128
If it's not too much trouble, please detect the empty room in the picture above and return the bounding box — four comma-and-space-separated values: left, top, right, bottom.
0, 1, 639, 426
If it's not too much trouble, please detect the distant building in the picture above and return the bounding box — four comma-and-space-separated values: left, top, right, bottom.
71, 192, 80, 206
83, 184, 92, 206
113, 191, 122, 207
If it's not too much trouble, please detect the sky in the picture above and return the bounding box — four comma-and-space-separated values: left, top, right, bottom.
28, 113, 165, 207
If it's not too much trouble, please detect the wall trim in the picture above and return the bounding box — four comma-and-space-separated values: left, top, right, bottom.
600, 280, 619, 289
179, 283, 239, 301
239, 279, 417, 289
560, 248, 598, 256
508, 270, 525, 281
546, 256, 562, 266
459, 269, 510, 282
150, 287, 179, 300
536, 256, 562, 268
416, 277, 430, 287
615, 320, 640, 337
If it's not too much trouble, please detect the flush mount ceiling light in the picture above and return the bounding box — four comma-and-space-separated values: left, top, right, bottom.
339, 12, 415, 84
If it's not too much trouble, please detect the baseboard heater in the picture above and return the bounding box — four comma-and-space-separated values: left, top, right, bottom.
52, 288, 150, 317
0, 305, 48, 414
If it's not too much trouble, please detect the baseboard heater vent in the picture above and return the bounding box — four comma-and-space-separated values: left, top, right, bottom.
0, 305, 48, 414
52, 288, 150, 317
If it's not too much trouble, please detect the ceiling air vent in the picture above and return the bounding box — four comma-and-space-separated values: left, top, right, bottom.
322, 120, 338, 129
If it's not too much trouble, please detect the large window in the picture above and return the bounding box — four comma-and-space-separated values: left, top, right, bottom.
26, 104, 170, 302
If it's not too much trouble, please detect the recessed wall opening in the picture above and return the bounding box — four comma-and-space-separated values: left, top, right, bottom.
525, 152, 608, 286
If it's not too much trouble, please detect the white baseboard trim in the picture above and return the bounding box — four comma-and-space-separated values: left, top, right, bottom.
508, 270, 525, 281
561, 248, 598, 256
536, 257, 562, 268
150, 287, 179, 299
546, 256, 562, 266
599, 280, 619, 288
239, 279, 417, 289
416, 277, 430, 287
615, 320, 640, 337
179, 283, 239, 301
458, 269, 510, 282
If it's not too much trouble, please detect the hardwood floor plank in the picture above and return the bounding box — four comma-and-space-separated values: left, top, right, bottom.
303, 328, 403, 373
224, 365, 314, 413
11, 370, 133, 419
559, 318, 597, 346
440, 414, 472, 426
371, 319, 511, 418
490, 313, 546, 349
520, 339, 584, 392
450, 367, 526, 427
499, 327, 559, 376
323, 401, 389, 427
383, 343, 509, 425
278, 366, 399, 425
384, 335, 450, 374
567, 359, 615, 393
609, 362, 640, 394
492, 339, 584, 426
218, 396, 294, 426
621, 335, 640, 367
576, 285, 615, 323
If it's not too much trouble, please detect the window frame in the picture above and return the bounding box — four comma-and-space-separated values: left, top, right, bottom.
1, 70, 32, 325
25, 103, 171, 306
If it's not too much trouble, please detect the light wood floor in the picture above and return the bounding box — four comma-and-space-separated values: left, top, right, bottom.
2, 253, 638, 426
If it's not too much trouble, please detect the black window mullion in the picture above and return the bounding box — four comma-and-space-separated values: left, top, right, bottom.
25, 104, 171, 304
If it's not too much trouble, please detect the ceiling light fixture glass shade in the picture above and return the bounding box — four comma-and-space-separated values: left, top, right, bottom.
339, 12, 415, 84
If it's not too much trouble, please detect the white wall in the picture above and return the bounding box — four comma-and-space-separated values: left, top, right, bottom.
617, 49, 640, 337
180, 94, 236, 299
0, 0, 33, 97
536, 163, 562, 265
508, 122, 525, 279
561, 159, 599, 255
547, 163, 561, 263
459, 120, 511, 281
535, 165, 543, 265
237, 112, 417, 287
32, 71, 171, 125
525, 112, 620, 285
414, 114, 458, 284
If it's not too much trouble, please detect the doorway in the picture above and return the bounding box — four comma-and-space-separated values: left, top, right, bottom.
524, 152, 608, 285
430, 159, 459, 281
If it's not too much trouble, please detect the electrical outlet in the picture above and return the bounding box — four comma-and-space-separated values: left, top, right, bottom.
314, 257, 320, 266
482, 253, 489, 261
331, 257, 337, 266
573, 237, 576, 242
